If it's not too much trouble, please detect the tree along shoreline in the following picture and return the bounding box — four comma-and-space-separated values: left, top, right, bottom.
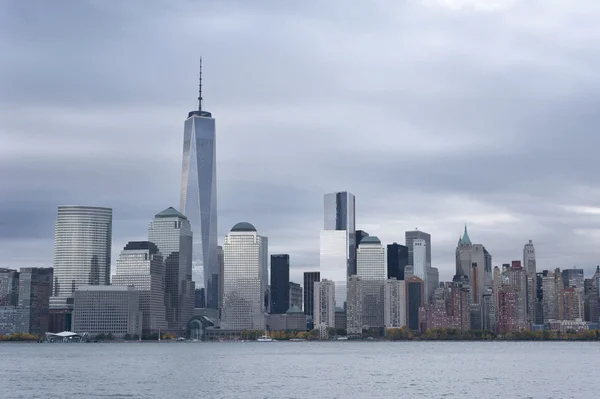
240, 328, 600, 342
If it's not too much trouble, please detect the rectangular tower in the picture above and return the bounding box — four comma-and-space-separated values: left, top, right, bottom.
387, 243, 408, 280
303, 272, 320, 317
405, 230, 431, 268
180, 59, 218, 309
270, 254, 290, 314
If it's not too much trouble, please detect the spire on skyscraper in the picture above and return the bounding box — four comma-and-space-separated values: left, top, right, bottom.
198, 57, 203, 112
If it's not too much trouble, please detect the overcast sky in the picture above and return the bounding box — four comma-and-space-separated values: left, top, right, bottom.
2, 0, 600, 285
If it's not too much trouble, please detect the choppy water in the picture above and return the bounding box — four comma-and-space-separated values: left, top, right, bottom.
1, 341, 598, 398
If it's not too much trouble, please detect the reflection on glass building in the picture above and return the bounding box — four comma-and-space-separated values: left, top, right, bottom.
112, 241, 168, 333
180, 63, 218, 309
405, 230, 431, 269
51, 206, 112, 308
148, 207, 194, 332
222, 222, 268, 331
323, 192, 356, 276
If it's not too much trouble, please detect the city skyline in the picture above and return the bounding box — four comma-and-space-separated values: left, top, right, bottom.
4, 1, 600, 286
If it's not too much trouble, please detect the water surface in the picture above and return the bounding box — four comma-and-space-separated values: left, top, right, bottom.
1, 341, 597, 398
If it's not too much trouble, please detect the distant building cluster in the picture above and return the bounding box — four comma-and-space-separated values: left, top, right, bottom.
2, 63, 600, 341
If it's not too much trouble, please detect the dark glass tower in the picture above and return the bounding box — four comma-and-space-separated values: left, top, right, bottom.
270, 254, 290, 314
356, 230, 369, 249
324, 192, 356, 277
387, 242, 409, 280
303, 271, 320, 317
406, 276, 424, 331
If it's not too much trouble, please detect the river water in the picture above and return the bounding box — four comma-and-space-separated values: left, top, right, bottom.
1, 341, 597, 398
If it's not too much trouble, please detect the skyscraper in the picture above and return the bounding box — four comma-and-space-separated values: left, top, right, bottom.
303, 271, 320, 317
18, 267, 53, 336
314, 279, 336, 331
112, 241, 168, 334
148, 207, 194, 332
412, 239, 427, 280
51, 206, 112, 309
180, 59, 218, 309
222, 222, 268, 331
270, 254, 290, 314
454, 225, 490, 304
321, 191, 356, 306
406, 276, 424, 331
0, 268, 20, 306
405, 230, 431, 268
384, 278, 406, 329
356, 237, 386, 280
387, 243, 408, 280
523, 240, 537, 324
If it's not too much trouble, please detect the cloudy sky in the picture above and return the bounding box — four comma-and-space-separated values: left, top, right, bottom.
2, 0, 600, 284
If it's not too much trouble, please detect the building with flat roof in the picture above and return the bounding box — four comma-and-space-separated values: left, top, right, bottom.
72, 285, 141, 338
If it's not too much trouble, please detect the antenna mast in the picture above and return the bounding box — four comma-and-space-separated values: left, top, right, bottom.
198, 57, 203, 112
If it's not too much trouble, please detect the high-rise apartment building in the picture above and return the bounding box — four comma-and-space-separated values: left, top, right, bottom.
303, 272, 320, 317
346, 276, 363, 336
321, 191, 356, 305
384, 278, 406, 329
405, 230, 431, 268
222, 222, 268, 331
51, 206, 112, 309
387, 243, 408, 280
180, 59, 218, 309
270, 254, 290, 314
112, 241, 168, 333
497, 285, 518, 333
314, 279, 336, 330
541, 269, 561, 322
508, 261, 528, 330
148, 207, 194, 332
18, 267, 53, 336
523, 240, 537, 324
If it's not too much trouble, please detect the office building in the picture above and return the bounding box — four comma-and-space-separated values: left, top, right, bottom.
72, 285, 142, 338
289, 282, 302, 309
356, 230, 369, 249
387, 243, 408, 280
412, 239, 427, 280
270, 254, 290, 314
0, 268, 19, 306
508, 261, 528, 329
195, 288, 206, 309
303, 272, 320, 317
266, 306, 307, 332
314, 279, 336, 331
321, 191, 356, 304
218, 246, 224, 311
384, 278, 406, 328
497, 285, 518, 333
406, 276, 424, 331
18, 267, 53, 336
346, 276, 363, 336
454, 225, 490, 304
51, 206, 112, 308
405, 230, 431, 269
179, 59, 219, 309
356, 237, 387, 280
222, 222, 268, 331
148, 207, 194, 332
112, 241, 168, 333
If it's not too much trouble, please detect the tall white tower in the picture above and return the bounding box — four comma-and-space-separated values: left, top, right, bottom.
412, 239, 427, 280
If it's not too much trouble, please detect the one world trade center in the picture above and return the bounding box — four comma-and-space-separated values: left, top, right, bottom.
180, 58, 218, 309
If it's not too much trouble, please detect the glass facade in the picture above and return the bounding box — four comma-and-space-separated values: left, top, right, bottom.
270, 254, 290, 314
180, 112, 218, 309
52, 206, 112, 302
319, 230, 348, 307
405, 230, 431, 268
387, 243, 408, 280
148, 207, 194, 331
0, 268, 20, 306
323, 192, 356, 277
222, 223, 268, 331
303, 272, 320, 316
412, 239, 427, 280
18, 267, 53, 336
112, 241, 168, 333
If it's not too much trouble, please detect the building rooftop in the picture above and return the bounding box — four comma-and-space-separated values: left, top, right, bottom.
285, 306, 304, 314
123, 241, 159, 253
360, 236, 381, 244
155, 207, 187, 219
231, 222, 256, 232
459, 224, 472, 245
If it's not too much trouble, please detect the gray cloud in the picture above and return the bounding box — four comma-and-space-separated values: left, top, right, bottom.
2, 0, 600, 285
